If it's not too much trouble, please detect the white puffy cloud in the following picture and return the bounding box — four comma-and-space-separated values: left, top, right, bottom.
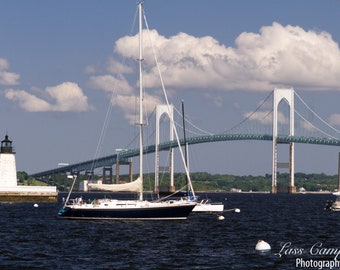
88, 74, 162, 123
0, 58, 20, 85
5, 89, 50, 112
299, 120, 318, 131
113, 23, 340, 92
88, 74, 133, 94
106, 57, 134, 75
89, 22, 340, 122
234, 23, 340, 90
84, 57, 133, 76
243, 110, 272, 125
5, 82, 92, 112
112, 91, 162, 124
243, 110, 289, 126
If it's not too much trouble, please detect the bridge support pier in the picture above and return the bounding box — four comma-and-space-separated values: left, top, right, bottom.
288, 186, 296, 193
271, 185, 277, 194
115, 161, 133, 183
102, 167, 113, 184
272, 88, 296, 193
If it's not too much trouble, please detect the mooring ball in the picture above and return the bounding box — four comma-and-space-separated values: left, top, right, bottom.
255, 240, 271, 252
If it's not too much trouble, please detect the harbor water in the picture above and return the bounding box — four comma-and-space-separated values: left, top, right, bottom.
0, 193, 339, 269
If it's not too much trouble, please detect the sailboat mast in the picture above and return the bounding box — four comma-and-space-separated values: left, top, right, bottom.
138, 2, 143, 201
181, 100, 189, 195
181, 101, 188, 167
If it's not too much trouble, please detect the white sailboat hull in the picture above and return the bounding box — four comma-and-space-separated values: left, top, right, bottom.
331, 202, 340, 211
192, 200, 224, 212
325, 192, 340, 211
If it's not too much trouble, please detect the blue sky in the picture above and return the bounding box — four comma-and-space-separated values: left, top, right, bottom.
1, 0, 340, 177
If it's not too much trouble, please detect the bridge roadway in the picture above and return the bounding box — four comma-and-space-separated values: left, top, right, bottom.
30, 134, 340, 179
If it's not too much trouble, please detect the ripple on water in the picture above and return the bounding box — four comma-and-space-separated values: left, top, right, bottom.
0, 194, 339, 269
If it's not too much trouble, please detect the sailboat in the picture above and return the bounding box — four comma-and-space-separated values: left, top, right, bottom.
180, 101, 224, 213
58, 2, 196, 220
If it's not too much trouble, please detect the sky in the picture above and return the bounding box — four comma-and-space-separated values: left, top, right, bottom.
1, 0, 340, 177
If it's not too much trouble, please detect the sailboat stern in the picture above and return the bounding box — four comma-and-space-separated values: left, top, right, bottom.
58, 207, 71, 217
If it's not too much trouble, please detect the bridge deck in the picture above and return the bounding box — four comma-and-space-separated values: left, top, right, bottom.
30, 134, 340, 179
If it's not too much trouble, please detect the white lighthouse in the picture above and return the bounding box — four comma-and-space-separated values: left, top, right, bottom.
0, 134, 17, 187
0, 134, 58, 202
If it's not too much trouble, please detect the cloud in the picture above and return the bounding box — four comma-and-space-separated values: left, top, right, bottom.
0, 58, 20, 85
89, 74, 133, 94
106, 57, 134, 75
235, 23, 340, 90
204, 93, 223, 108
5, 82, 92, 112
243, 110, 290, 126
84, 57, 133, 75
89, 22, 340, 121
88, 74, 162, 123
329, 114, 340, 127
113, 23, 340, 92
299, 120, 317, 132
112, 91, 162, 124
5, 89, 51, 112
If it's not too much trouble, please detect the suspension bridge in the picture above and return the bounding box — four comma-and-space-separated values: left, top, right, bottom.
30, 88, 340, 193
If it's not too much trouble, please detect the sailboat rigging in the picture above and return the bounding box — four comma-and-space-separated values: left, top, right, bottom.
181, 100, 190, 197
58, 2, 196, 220
180, 101, 224, 213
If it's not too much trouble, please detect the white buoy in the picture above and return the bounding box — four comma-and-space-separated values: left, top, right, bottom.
33, 203, 39, 208
255, 240, 271, 252
217, 215, 225, 220
234, 208, 241, 213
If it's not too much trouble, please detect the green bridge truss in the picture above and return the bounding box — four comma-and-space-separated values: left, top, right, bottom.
30, 134, 340, 179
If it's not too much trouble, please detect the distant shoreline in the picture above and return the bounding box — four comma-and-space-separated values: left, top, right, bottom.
57, 190, 334, 195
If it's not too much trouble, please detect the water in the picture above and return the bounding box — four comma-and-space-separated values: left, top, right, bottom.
0, 193, 339, 269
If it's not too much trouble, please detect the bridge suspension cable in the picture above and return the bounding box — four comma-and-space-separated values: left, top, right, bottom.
295, 92, 340, 135
88, 7, 141, 173
222, 90, 274, 134
283, 98, 338, 139
173, 105, 214, 136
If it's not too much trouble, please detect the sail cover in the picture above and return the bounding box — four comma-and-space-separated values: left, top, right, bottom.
88, 177, 142, 193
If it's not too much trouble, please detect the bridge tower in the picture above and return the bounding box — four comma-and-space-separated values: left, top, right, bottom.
272, 88, 296, 193
155, 104, 175, 193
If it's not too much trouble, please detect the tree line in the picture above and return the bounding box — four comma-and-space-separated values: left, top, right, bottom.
19, 171, 339, 192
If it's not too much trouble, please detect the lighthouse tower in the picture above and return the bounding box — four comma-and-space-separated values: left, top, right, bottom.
0, 134, 17, 187
0, 133, 57, 202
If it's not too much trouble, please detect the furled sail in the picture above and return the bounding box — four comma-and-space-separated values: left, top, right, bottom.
88, 177, 142, 193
